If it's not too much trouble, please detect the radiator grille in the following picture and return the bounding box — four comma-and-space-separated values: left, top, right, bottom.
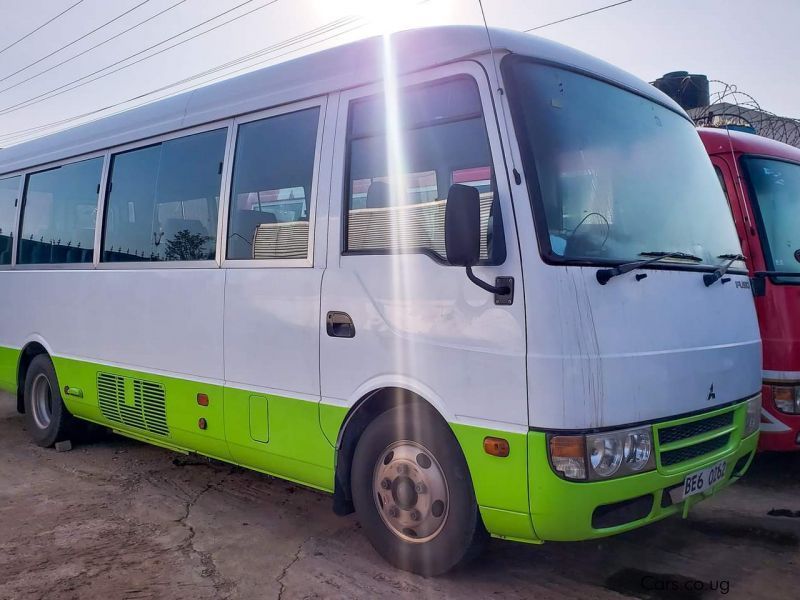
97, 373, 125, 424
658, 412, 733, 445
660, 434, 730, 467
97, 372, 169, 436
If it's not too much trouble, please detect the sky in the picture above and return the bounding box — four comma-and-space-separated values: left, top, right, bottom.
0, 0, 796, 147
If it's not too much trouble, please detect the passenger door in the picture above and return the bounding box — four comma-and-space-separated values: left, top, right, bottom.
222, 98, 335, 490
319, 63, 528, 434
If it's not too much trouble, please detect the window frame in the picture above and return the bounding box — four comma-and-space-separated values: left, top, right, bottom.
739, 153, 800, 286
97, 119, 233, 270
220, 96, 327, 269
501, 54, 747, 276
0, 172, 24, 270
338, 69, 506, 266
13, 151, 106, 271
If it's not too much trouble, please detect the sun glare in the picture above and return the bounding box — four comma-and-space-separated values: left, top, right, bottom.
313, 0, 458, 35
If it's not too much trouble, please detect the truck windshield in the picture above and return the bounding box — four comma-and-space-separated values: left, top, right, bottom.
742, 157, 800, 282
506, 59, 742, 267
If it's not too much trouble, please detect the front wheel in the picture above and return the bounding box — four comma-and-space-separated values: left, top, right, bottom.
351, 405, 487, 576
23, 354, 77, 448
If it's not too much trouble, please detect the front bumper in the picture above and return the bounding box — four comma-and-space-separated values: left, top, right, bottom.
527, 400, 759, 541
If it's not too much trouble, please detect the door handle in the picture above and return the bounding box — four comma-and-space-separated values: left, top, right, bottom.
326, 311, 355, 338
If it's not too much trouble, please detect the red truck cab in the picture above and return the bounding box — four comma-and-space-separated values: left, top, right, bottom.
700, 127, 800, 451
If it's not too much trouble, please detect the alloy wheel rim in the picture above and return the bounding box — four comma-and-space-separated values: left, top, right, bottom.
372, 440, 450, 543
31, 373, 53, 430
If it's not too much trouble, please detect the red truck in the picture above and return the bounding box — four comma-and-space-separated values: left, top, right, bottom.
700, 127, 800, 451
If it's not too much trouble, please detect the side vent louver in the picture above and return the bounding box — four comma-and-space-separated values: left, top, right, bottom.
97, 372, 169, 436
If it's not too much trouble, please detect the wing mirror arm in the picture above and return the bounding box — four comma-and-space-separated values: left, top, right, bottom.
466, 266, 510, 295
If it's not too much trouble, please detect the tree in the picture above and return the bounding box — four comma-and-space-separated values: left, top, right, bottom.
163, 229, 209, 261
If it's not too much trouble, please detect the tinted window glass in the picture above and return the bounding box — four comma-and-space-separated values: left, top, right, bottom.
713, 166, 730, 203
743, 157, 800, 283
345, 77, 503, 263
18, 158, 103, 265
227, 107, 319, 260
103, 128, 226, 262
0, 175, 19, 265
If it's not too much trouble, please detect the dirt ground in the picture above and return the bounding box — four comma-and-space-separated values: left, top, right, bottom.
1, 393, 799, 600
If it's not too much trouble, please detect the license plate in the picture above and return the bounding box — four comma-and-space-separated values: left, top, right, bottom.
673, 460, 728, 502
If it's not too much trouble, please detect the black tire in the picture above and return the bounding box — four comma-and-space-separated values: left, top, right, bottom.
351, 405, 487, 576
23, 354, 77, 448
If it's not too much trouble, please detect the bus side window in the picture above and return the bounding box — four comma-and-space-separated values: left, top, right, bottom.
344, 76, 505, 265
102, 128, 227, 263
227, 107, 320, 261
0, 175, 20, 265
17, 158, 103, 265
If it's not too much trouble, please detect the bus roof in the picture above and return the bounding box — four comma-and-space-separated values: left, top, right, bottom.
0, 25, 683, 176
698, 127, 800, 163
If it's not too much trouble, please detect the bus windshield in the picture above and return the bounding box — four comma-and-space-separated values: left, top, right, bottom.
743, 157, 800, 280
507, 60, 742, 267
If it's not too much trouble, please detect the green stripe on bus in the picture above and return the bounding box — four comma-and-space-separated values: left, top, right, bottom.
0, 346, 538, 541
0, 345, 20, 393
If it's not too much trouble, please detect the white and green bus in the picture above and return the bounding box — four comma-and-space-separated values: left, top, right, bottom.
0, 27, 761, 575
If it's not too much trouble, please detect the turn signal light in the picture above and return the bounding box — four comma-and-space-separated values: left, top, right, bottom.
549, 435, 587, 480
198, 418, 208, 430
483, 436, 510, 457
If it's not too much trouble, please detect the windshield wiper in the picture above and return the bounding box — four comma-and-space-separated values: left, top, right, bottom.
596, 251, 703, 285
704, 254, 746, 287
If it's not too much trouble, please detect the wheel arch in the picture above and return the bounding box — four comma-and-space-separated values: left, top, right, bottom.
332, 386, 453, 516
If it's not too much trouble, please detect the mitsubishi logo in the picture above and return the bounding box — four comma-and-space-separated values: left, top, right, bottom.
707, 384, 716, 402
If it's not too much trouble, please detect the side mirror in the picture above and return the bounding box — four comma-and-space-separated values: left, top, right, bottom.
445, 184, 481, 267
445, 184, 513, 303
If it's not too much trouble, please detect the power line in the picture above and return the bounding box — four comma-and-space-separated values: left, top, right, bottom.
0, 16, 365, 145
0, 0, 153, 85
0, 0, 85, 57
0, 0, 430, 144
0, 0, 270, 117
0, 14, 353, 143
0, 20, 363, 145
524, 0, 634, 32
0, 0, 189, 97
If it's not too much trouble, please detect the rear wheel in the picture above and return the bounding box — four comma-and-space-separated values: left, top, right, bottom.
23, 354, 77, 448
351, 405, 487, 576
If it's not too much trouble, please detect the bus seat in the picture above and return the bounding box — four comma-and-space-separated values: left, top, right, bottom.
229, 210, 277, 259
366, 181, 391, 208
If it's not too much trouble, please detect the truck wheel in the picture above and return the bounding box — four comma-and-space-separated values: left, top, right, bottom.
351, 404, 487, 576
23, 354, 77, 448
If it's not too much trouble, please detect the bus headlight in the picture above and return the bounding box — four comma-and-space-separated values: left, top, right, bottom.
744, 394, 762, 437
588, 435, 623, 477
622, 430, 653, 472
772, 386, 800, 415
548, 426, 654, 481
587, 426, 654, 479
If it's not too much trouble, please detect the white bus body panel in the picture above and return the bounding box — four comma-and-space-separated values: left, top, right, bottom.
0, 269, 225, 383
522, 266, 761, 430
